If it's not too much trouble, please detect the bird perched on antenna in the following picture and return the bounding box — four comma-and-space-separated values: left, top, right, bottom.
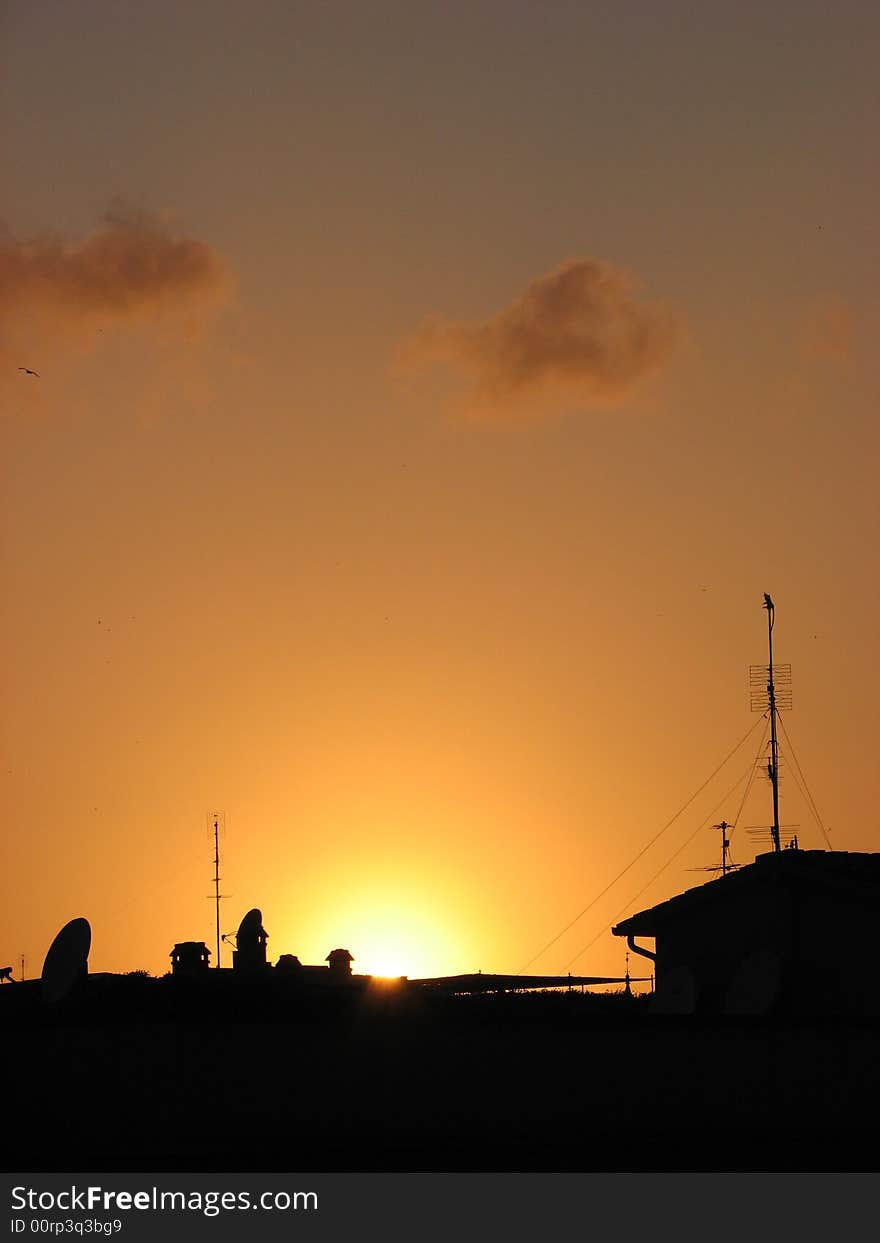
18, 367, 39, 377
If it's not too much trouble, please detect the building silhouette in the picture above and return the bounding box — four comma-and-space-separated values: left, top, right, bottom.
614, 849, 880, 1016
325, 948, 354, 977
170, 941, 211, 977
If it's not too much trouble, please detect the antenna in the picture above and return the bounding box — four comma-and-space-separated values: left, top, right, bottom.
207, 811, 227, 969
20, 953, 25, 982
688, 819, 742, 877
746, 824, 800, 849
749, 595, 792, 853
765, 594, 781, 853
716, 819, 735, 875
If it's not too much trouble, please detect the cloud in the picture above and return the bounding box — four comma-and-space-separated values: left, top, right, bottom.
397, 258, 678, 416
0, 205, 232, 347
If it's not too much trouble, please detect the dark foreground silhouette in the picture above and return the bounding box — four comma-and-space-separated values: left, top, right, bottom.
4, 975, 877, 1172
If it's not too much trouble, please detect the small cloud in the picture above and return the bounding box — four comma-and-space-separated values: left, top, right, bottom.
798, 295, 855, 365
0, 204, 232, 358
396, 257, 678, 417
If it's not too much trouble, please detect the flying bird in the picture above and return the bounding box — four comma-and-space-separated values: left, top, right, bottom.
18, 367, 39, 377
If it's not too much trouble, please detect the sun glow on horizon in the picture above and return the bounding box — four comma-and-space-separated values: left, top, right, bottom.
288, 891, 466, 981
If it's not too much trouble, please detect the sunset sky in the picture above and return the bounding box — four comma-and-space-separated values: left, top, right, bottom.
2, 2, 878, 983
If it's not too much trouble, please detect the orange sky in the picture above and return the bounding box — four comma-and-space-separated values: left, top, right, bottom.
2, 2, 879, 983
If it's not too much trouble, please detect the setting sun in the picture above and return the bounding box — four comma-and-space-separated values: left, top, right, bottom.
288, 892, 464, 981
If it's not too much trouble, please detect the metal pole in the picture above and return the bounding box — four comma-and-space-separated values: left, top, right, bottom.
720, 821, 730, 874
764, 594, 781, 852
213, 816, 221, 967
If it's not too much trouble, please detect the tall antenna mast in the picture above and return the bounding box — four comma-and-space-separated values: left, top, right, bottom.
750, 595, 792, 855
213, 814, 221, 965
207, 810, 227, 968
764, 594, 781, 853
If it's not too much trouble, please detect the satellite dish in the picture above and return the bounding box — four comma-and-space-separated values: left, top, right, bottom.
237, 908, 263, 945
233, 908, 268, 972
724, 948, 781, 1015
41, 917, 91, 1004
651, 965, 695, 1015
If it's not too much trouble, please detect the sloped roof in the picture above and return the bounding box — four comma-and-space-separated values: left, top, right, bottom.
612, 849, 880, 938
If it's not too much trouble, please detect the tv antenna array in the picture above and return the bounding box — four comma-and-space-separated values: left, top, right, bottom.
688, 819, 743, 877
206, 810, 229, 968
749, 594, 793, 852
